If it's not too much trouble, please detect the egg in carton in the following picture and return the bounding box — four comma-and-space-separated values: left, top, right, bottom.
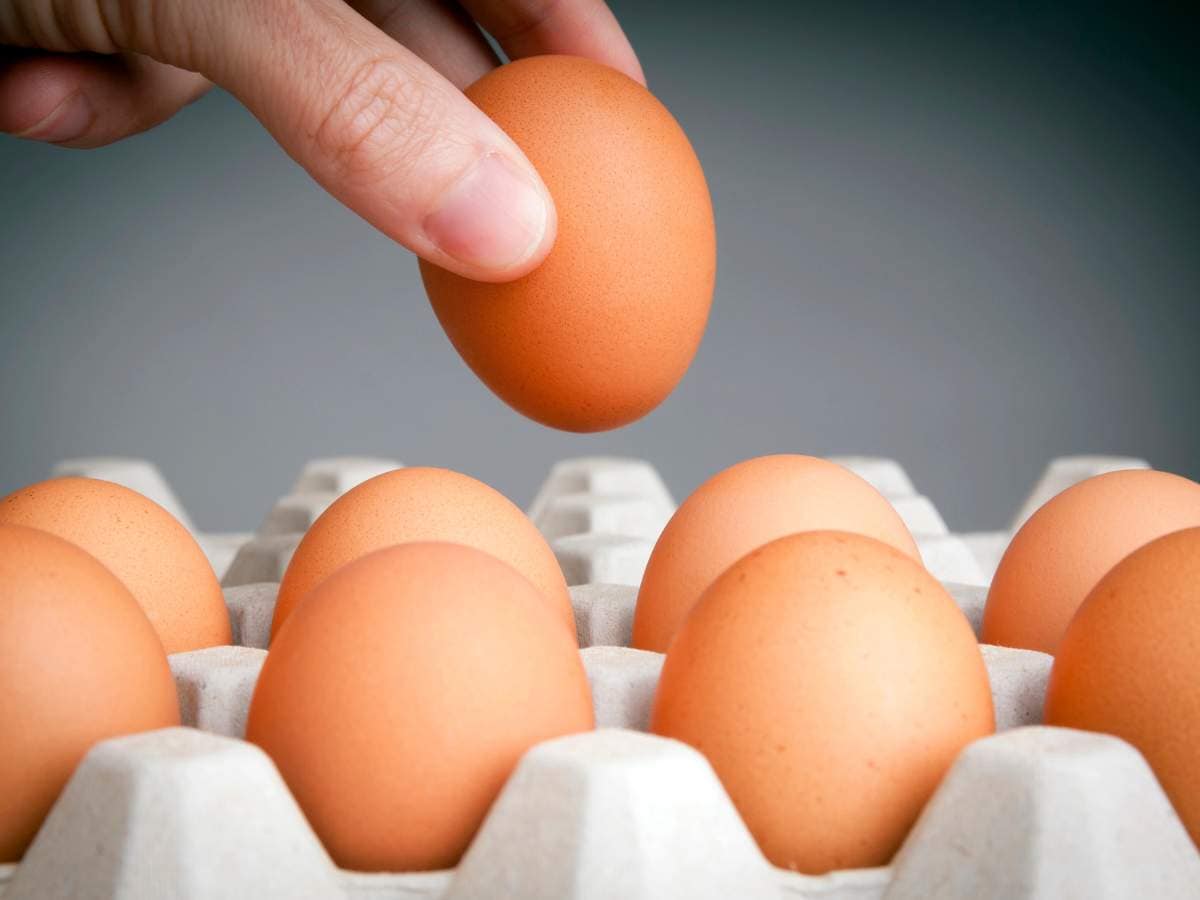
2, 455, 1197, 899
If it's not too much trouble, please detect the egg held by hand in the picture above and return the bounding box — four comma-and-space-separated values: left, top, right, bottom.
420, 55, 716, 432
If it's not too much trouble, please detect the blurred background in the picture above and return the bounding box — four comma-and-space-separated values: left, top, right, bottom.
1, 1, 1197, 532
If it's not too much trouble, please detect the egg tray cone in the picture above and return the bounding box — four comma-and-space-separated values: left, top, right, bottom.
2, 455, 1196, 899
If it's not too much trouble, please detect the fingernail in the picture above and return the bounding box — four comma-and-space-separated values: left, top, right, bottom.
424, 152, 550, 273
14, 91, 93, 143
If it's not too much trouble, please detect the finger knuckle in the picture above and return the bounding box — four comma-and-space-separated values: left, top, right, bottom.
6, 0, 107, 51
4, 0, 164, 53
312, 57, 445, 186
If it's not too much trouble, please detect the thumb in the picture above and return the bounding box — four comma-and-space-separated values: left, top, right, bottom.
32, 0, 556, 282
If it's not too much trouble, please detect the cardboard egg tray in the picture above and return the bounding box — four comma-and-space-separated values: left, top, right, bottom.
2, 454, 1198, 899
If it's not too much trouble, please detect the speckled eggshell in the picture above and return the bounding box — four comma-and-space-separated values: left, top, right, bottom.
0, 477, 230, 654
271, 467, 572, 639
1046, 526, 1200, 847
0, 524, 180, 861
632, 455, 921, 652
983, 470, 1200, 653
651, 530, 993, 873
247, 542, 594, 871
419, 55, 716, 432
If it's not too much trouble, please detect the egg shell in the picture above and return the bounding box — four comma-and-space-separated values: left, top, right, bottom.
419, 55, 716, 432
0, 477, 230, 654
1045, 526, 1200, 846
651, 530, 994, 873
632, 455, 920, 652
270, 467, 572, 639
982, 469, 1200, 653
247, 542, 594, 871
0, 524, 180, 861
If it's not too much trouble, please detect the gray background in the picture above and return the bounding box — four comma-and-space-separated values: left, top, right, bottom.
2, 2, 1197, 532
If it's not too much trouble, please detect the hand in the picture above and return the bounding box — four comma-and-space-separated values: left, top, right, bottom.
0, 0, 643, 282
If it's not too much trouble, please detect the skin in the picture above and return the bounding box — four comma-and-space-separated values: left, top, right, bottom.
0, 0, 643, 282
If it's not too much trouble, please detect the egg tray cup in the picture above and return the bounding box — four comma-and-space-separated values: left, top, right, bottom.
2, 454, 1196, 899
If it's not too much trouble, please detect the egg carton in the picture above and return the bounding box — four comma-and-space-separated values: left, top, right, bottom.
2, 453, 1195, 899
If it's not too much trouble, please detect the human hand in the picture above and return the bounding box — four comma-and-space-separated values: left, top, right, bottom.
0, 0, 642, 281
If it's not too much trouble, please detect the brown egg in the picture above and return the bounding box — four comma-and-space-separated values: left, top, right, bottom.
1046, 527, 1200, 846
419, 55, 715, 432
248, 542, 593, 871
0, 477, 230, 654
271, 467, 572, 640
0, 524, 180, 861
632, 455, 920, 652
982, 470, 1200, 653
651, 531, 993, 873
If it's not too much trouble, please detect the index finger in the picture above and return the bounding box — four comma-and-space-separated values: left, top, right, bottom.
461, 0, 644, 85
